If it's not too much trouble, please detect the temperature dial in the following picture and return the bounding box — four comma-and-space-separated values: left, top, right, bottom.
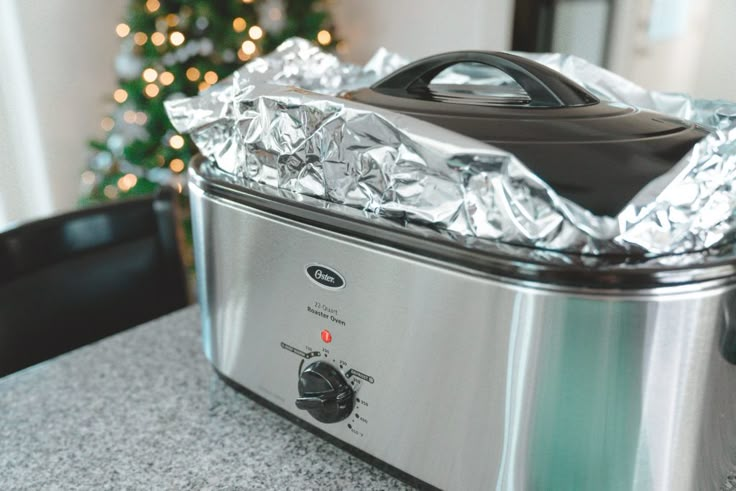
295, 361, 354, 423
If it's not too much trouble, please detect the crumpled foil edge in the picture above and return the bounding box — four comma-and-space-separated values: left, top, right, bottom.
166, 38, 736, 264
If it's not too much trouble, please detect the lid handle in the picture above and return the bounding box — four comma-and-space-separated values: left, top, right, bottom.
371, 51, 598, 108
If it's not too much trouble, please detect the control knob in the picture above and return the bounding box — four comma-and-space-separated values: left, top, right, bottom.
295, 361, 354, 423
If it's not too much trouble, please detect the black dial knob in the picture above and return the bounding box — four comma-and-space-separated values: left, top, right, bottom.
295, 361, 354, 423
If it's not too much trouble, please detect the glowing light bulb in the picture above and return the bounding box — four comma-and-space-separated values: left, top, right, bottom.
151, 32, 166, 46
116, 23, 130, 38
81, 171, 96, 186
113, 89, 128, 103
123, 110, 137, 124
169, 158, 185, 173
186, 67, 201, 81
142, 68, 158, 83
198, 81, 210, 92
203, 71, 218, 85
169, 31, 185, 46
248, 25, 263, 40
232, 17, 247, 33
144, 84, 160, 98
104, 185, 119, 199
159, 71, 174, 86
125, 174, 137, 188
237, 49, 250, 62
133, 32, 148, 45
166, 14, 180, 27
135, 112, 148, 125
101, 117, 115, 131
241, 40, 256, 55
242, 0, 254, 4
117, 173, 138, 192
169, 134, 185, 149
145, 0, 160, 13
317, 30, 332, 46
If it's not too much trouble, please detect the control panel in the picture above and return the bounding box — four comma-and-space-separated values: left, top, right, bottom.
280, 340, 374, 432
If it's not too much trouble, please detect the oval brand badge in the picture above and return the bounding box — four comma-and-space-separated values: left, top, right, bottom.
305, 264, 345, 290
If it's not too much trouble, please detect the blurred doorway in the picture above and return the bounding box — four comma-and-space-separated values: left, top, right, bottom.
512, 0, 614, 66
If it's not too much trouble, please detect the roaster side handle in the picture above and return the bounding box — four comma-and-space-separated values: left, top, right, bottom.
721, 298, 736, 365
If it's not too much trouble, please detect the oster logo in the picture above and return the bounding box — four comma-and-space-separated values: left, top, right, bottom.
305, 264, 345, 290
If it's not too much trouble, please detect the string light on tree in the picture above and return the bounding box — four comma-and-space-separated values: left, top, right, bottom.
159, 71, 175, 85
134, 32, 148, 45
169, 158, 185, 173
81, 171, 96, 186
84, 0, 336, 206
115, 23, 130, 38
142, 67, 158, 83
123, 110, 137, 124
144, 84, 160, 98
145, 0, 160, 13
117, 173, 138, 192
169, 135, 185, 149
103, 185, 119, 200
248, 25, 263, 40
204, 71, 218, 85
317, 30, 332, 46
151, 32, 165, 46
169, 31, 185, 46
186, 67, 201, 81
233, 17, 247, 32
242, 40, 256, 55
113, 89, 128, 103
101, 117, 115, 131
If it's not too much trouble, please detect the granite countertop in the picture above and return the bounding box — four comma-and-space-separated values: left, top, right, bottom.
0, 306, 411, 490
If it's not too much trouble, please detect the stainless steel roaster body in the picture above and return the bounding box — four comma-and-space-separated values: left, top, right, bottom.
190, 160, 736, 491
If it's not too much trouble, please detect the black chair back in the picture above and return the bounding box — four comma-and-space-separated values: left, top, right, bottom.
0, 188, 189, 376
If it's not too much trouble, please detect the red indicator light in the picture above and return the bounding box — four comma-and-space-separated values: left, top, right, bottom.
321, 329, 332, 343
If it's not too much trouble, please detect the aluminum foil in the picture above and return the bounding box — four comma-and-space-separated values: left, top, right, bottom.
166, 38, 736, 261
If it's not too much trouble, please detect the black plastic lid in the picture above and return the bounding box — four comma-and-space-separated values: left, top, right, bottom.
344, 51, 708, 217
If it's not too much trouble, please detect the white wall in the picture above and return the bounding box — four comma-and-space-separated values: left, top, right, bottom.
0, 0, 53, 227
330, 0, 514, 63
692, 0, 736, 101
607, 0, 729, 99
0, 0, 126, 227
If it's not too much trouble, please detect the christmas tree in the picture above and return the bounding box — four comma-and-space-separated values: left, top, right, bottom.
81, 0, 335, 204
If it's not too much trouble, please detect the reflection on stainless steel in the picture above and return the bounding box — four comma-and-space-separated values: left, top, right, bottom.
166, 38, 736, 262
190, 181, 736, 491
